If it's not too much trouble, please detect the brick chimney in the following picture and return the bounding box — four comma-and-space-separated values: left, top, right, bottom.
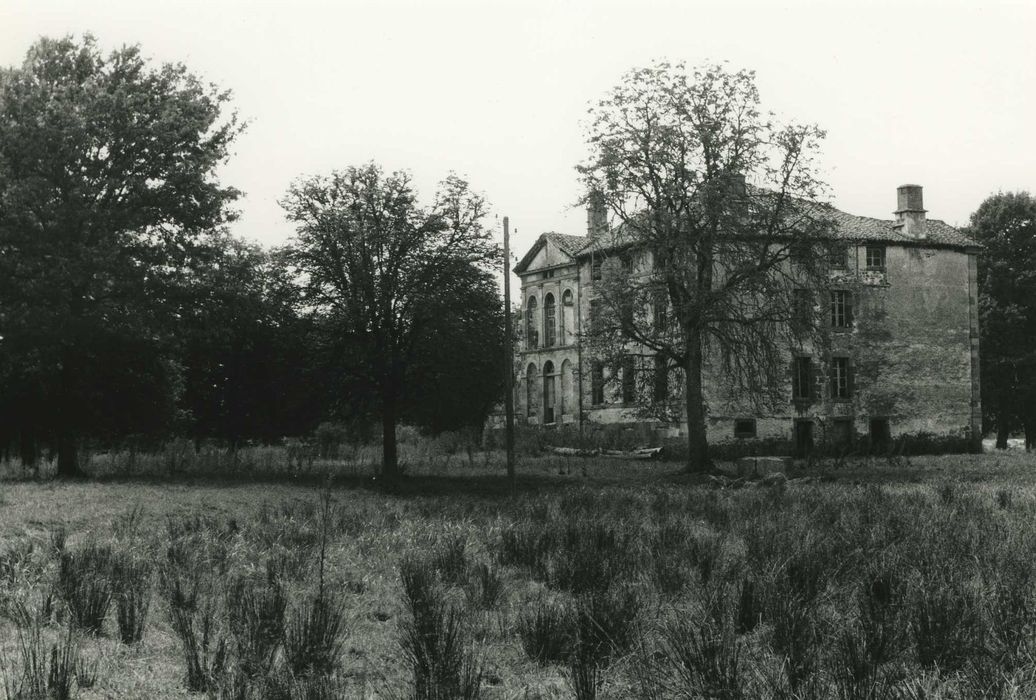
586, 190, 608, 239
894, 184, 926, 239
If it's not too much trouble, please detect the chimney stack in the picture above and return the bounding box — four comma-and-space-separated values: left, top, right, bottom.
894, 184, 926, 239
587, 190, 608, 239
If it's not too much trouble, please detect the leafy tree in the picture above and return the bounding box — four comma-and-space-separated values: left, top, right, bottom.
281, 164, 499, 479
0, 35, 242, 475
578, 62, 833, 472
967, 191, 1036, 449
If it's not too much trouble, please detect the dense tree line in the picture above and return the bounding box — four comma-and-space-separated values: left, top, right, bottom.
968, 191, 1036, 449
0, 36, 506, 476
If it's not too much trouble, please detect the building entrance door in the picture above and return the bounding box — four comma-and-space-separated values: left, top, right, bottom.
794, 420, 814, 458
543, 362, 556, 425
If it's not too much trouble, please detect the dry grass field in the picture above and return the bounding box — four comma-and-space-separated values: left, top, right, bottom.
2, 448, 1036, 699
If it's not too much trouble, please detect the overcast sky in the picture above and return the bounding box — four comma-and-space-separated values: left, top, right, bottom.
3, 0, 1034, 267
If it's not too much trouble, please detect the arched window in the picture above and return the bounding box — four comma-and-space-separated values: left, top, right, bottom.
526, 363, 538, 418
543, 294, 556, 347
561, 289, 574, 344
543, 361, 556, 424
526, 296, 538, 349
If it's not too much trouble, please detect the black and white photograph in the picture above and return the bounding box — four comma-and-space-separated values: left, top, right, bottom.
0, 0, 1034, 697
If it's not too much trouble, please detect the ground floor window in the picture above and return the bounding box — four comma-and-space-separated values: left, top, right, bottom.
734, 418, 757, 439
591, 362, 605, 406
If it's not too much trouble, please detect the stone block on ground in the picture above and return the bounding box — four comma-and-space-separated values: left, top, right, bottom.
735, 456, 791, 479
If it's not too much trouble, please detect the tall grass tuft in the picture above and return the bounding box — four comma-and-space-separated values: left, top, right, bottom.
284, 592, 346, 677
517, 597, 573, 665
57, 541, 114, 635
163, 568, 229, 692
110, 548, 153, 644
227, 574, 287, 678
0, 616, 79, 700
432, 532, 469, 586
399, 555, 482, 699
654, 600, 744, 700
464, 563, 504, 610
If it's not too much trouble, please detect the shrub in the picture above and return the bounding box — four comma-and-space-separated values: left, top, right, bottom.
110, 548, 153, 644
464, 563, 504, 610
517, 597, 573, 665
57, 541, 114, 635
399, 555, 482, 699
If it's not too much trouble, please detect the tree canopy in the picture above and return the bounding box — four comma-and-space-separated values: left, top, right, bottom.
281, 163, 501, 478
0, 35, 243, 474
579, 62, 833, 471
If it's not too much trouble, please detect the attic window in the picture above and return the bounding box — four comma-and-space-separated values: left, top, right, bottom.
591, 257, 602, 281
544, 269, 555, 279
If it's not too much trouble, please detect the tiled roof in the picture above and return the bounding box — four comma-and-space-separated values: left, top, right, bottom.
820, 206, 976, 248
513, 232, 588, 273
574, 202, 977, 255
544, 232, 588, 256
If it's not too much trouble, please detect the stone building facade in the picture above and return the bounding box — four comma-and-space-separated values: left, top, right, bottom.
510, 185, 982, 454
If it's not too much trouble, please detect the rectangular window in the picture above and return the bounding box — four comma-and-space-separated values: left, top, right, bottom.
589, 299, 602, 331
591, 257, 602, 281
830, 418, 853, 448
828, 243, 849, 269
653, 355, 668, 402
830, 290, 852, 328
734, 419, 757, 439
621, 253, 634, 275
621, 356, 636, 404
831, 356, 850, 399
653, 290, 668, 334
591, 362, 605, 406
866, 245, 886, 270
544, 269, 555, 279
792, 356, 813, 400
792, 288, 812, 326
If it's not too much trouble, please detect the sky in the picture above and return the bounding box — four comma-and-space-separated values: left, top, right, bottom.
3, 0, 1035, 272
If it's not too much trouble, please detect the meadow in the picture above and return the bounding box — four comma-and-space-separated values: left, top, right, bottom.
2, 443, 1036, 699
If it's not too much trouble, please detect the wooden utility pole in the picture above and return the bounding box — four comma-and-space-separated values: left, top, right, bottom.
503, 216, 516, 490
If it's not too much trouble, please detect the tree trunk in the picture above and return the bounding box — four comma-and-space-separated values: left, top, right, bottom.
683, 330, 710, 473
996, 424, 1010, 450
56, 431, 80, 478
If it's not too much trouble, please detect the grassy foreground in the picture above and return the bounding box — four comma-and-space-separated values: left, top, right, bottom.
2, 451, 1036, 698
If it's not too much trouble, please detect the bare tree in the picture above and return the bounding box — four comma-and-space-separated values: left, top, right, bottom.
579, 62, 834, 472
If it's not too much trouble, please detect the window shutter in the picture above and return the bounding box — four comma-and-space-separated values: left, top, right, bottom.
848, 357, 855, 399
846, 293, 854, 327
